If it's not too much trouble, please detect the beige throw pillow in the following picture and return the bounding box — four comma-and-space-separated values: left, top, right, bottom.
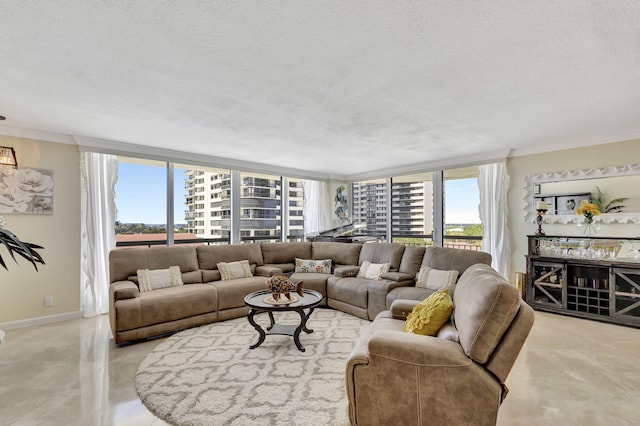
357, 261, 390, 280
137, 266, 183, 292
415, 265, 459, 292
217, 260, 253, 280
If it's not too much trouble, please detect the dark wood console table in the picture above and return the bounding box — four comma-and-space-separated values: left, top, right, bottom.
526, 235, 640, 328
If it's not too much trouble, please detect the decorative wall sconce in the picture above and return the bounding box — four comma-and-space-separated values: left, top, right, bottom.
0, 146, 17, 168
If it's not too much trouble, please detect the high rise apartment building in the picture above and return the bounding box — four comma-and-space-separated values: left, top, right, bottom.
352, 180, 433, 239
184, 170, 304, 241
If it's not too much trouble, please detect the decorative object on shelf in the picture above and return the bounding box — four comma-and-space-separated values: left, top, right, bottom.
265, 273, 304, 301
575, 203, 600, 236
0, 214, 45, 271
591, 186, 628, 213
535, 201, 548, 236
0, 146, 17, 168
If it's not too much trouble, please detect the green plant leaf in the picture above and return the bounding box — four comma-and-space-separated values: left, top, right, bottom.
0, 228, 45, 271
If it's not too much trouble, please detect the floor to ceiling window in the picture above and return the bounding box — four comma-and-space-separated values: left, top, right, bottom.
391, 172, 434, 246
443, 166, 482, 251
286, 178, 305, 241
352, 179, 388, 240
114, 158, 167, 246
240, 172, 282, 243
176, 163, 231, 244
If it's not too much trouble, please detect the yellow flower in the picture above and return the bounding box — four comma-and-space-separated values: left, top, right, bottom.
575, 202, 600, 224
576, 203, 600, 216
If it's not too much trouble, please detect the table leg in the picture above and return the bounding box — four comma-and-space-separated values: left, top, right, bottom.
266, 311, 275, 331
302, 307, 315, 333
247, 309, 266, 349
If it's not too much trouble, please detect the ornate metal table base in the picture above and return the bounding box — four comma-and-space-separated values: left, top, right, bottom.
247, 307, 316, 352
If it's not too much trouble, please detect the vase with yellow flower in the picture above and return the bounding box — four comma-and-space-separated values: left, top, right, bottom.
575, 202, 600, 236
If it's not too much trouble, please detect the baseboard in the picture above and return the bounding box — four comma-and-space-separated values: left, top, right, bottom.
0, 311, 83, 330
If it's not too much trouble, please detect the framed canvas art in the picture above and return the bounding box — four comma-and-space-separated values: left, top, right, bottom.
0, 167, 54, 214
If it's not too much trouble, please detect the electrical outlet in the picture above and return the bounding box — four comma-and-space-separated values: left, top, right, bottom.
44, 296, 54, 307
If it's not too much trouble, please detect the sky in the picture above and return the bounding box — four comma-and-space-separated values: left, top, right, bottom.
115, 162, 186, 224
115, 162, 480, 225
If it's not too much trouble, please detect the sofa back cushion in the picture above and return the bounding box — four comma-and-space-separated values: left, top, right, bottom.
359, 243, 405, 272
109, 246, 200, 284
398, 246, 426, 276
422, 247, 491, 279
311, 242, 362, 266
260, 242, 312, 264
197, 243, 264, 274
453, 264, 520, 364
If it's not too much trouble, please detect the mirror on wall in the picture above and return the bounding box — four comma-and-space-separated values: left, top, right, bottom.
524, 164, 640, 224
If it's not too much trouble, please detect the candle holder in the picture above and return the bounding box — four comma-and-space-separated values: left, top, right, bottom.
535, 209, 547, 236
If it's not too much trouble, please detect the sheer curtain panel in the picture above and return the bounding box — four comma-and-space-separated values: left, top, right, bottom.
302, 179, 331, 238
479, 162, 511, 278
80, 152, 117, 317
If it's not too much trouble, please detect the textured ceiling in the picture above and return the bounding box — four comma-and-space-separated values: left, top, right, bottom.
1, 1, 639, 179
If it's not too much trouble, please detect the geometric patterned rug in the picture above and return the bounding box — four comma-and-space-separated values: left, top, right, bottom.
135, 308, 370, 425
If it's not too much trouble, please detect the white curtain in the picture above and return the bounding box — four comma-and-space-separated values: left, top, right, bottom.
302, 179, 331, 238
80, 152, 118, 317
479, 162, 511, 278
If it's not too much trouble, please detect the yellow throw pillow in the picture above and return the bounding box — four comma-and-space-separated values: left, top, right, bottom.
403, 289, 454, 336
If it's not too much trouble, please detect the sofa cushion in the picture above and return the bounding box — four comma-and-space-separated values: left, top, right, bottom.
359, 243, 405, 272
196, 244, 264, 270
209, 276, 270, 310
114, 284, 218, 332
137, 266, 183, 292
357, 261, 390, 280
453, 264, 520, 364
312, 242, 362, 266
398, 245, 426, 276
415, 266, 459, 293
327, 277, 370, 309
422, 246, 491, 277
217, 260, 252, 280
110, 246, 200, 283
261, 242, 312, 264
403, 289, 454, 336
295, 258, 332, 274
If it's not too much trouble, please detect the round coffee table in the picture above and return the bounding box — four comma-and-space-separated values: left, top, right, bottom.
244, 289, 323, 352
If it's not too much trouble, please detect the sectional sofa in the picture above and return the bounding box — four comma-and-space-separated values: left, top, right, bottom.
108, 241, 491, 344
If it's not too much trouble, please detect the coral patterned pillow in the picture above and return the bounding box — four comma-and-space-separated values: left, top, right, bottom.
295, 258, 332, 274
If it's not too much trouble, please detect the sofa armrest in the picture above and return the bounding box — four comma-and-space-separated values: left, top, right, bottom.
379, 271, 414, 282
334, 265, 360, 278
255, 265, 283, 277
368, 330, 469, 367
111, 281, 140, 301
390, 299, 420, 320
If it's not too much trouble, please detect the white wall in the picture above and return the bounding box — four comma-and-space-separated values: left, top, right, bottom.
507, 138, 640, 282
0, 136, 80, 324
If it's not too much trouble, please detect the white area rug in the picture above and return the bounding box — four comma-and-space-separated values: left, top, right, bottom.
135, 309, 369, 425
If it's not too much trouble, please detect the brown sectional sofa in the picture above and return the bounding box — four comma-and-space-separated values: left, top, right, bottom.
109, 240, 534, 425
108, 241, 497, 344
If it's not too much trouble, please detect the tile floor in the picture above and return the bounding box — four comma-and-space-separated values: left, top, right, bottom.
0, 311, 639, 425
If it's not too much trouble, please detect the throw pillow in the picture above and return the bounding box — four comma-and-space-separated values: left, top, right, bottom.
137, 265, 183, 292
403, 289, 454, 336
357, 261, 390, 280
415, 265, 459, 292
217, 260, 253, 280
295, 258, 332, 274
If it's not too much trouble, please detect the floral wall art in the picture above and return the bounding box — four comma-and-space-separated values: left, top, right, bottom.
0, 167, 54, 214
